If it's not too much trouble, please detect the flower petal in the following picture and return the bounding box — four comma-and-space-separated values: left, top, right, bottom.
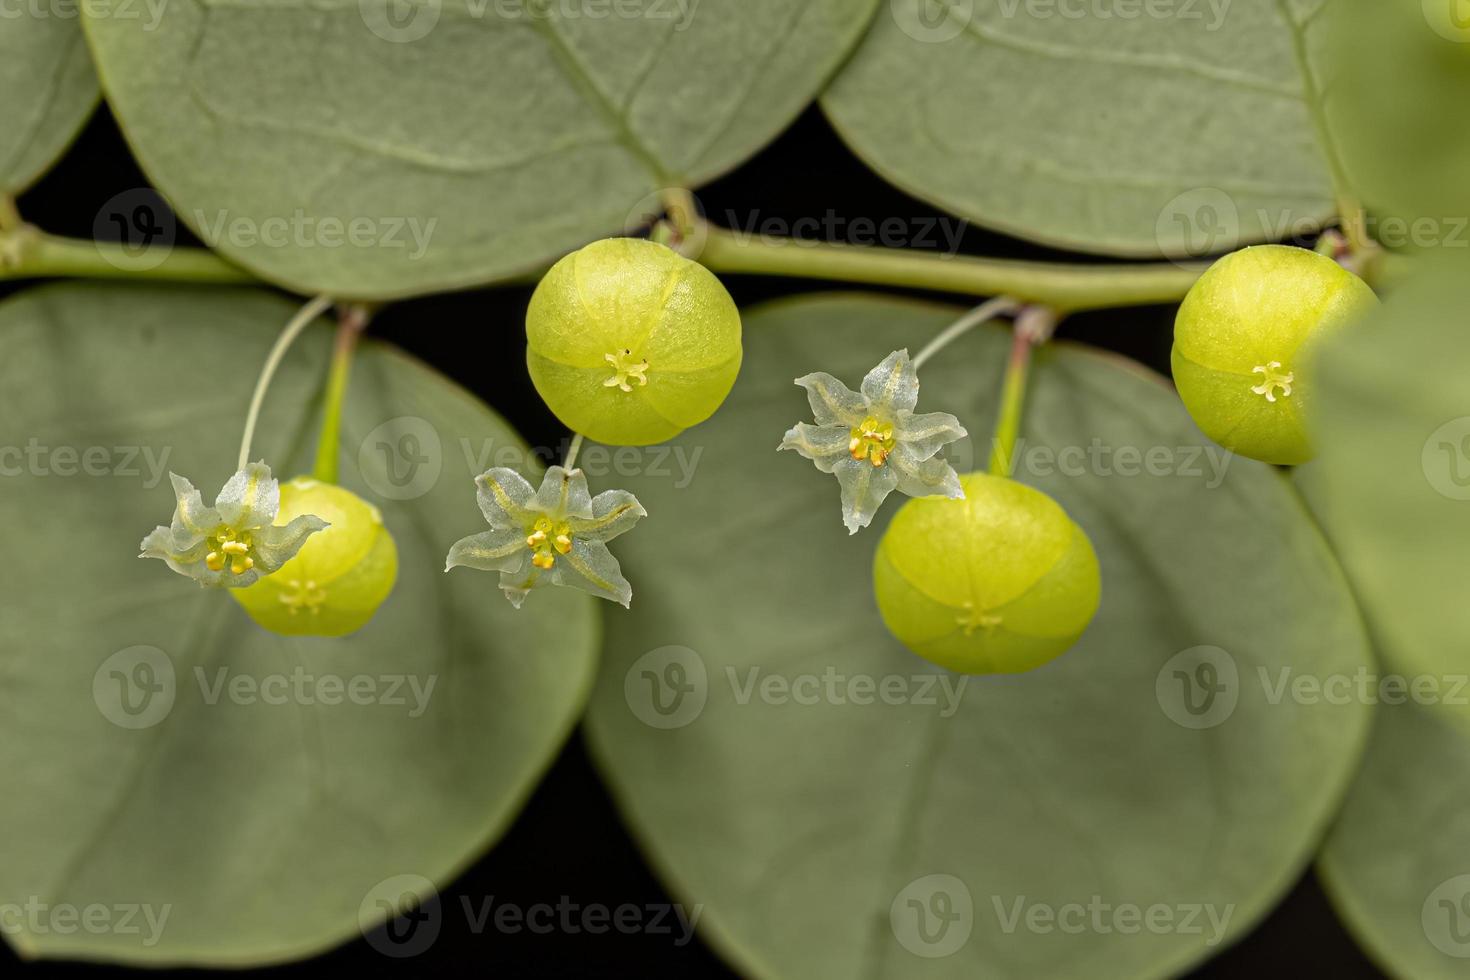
833, 457, 900, 535
167, 473, 219, 541
551, 538, 634, 608
893, 453, 965, 501
497, 559, 543, 609
895, 410, 967, 461
534, 465, 595, 521
475, 468, 539, 529
778, 422, 852, 473
445, 527, 528, 573
860, 350, 919, 415
571, 489, 646, 543
253, 515, 330, 574
794, 372, 866, 427
216, 461, 280, 529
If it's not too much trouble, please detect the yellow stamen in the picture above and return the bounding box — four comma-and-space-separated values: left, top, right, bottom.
527, 517, 574, 569
604, 349, 650, 393
206, 552, 225, 572
848, 416, 896, 467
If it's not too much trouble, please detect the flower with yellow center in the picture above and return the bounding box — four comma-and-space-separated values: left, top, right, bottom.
139, 461, 327, 588
779, 349, 967, 534
603, 349, 650, 393
446, 465, 646, 608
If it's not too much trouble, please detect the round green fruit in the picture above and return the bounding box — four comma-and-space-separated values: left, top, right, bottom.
1172, 244, 1377, 465
526, 238, 743, 446
873, 473, 1101, 675
232, 477, 398, 637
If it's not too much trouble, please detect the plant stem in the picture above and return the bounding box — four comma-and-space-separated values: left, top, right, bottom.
312, 305, 372, 484
0, 196, 20, 234
912, 296, 1020, 370
988, 307, 1058, 477
238, 294, 335, 471
564, 433, 585, 470
697, 225, 1207, 311
0, 226, 256, 284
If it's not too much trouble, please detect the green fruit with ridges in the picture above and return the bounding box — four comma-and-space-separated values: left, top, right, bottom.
526, 238, 742, 446
1172, 245, 1377, 465
873, 473, 1100, 675
232, 477, 398, 637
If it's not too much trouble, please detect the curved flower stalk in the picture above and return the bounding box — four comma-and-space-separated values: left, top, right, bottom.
140, 461, 328, 588
779, 350, 967, 534
446, 466, 646, 609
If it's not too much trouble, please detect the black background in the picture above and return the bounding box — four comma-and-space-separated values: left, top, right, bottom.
0, 105, 1386, 978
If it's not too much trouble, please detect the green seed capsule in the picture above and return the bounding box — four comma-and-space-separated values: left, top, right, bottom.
232, 477, 398, 637
525, 238, 743, 446
1171, 244, 1377, 465
873, 473, 1100, 675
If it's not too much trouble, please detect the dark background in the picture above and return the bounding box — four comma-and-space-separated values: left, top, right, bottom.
0, 105, 1385, 979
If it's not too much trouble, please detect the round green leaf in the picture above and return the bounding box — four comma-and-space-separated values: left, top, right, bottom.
1, 19, 98, 193
0, 283, 598, 966
80, 0, 879, 297
1300, 262, 1470, 732
1320, 699, 1470, 980
822, 2, 1334, 256
585, 294, 1372, 979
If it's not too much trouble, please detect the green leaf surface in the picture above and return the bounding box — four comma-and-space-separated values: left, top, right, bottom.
80, 0, 879, 298
0, 18, 98, 193
821, 0, 1335, 257
1299, 262, 1470, 729
585, 294, 1373, 979
1319, 700, 1470, 980
1320, 0, 1470, 252
0, 284, 598, 966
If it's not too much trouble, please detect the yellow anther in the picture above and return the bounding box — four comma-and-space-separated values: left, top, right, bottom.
554, 533, 572, 555
604, 349, 650, 393
848, 416, 896, 467
230, 555, 254, 575
1250, 361, 1295, 403
222, 540, 250, 556
532, 552, 556, 570
206, 552, 225, 572
527, 517, 573, 569
526, 529, 548, 549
